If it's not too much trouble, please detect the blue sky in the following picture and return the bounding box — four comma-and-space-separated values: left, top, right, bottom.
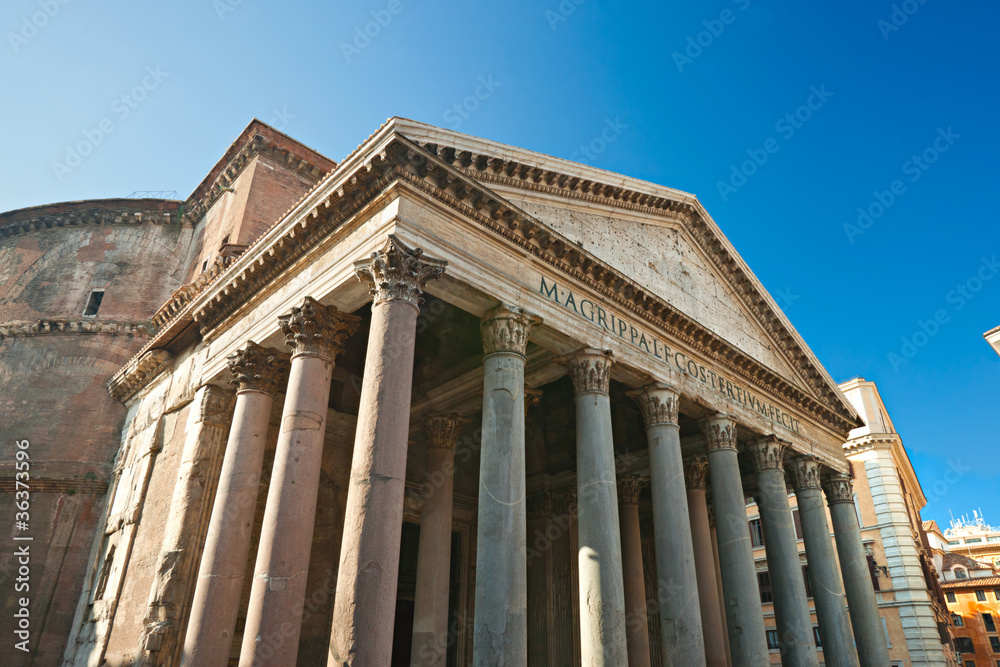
3, 0, 997, 527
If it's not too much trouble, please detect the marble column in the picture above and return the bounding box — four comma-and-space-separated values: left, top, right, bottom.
789, 458, 857, 667
617, 476, 650, 667
684, 455, 728, 667
182, 342, 286, 667
330, 236, 447, 667
565, 348, 627, 666
699, 414, 769, 667
823, 474, 891, 667
747, 436, 817, 667
627, 383, 705, 665
411, 413, 468, 666
473, 304, 540, 666
240, 298, 359, 667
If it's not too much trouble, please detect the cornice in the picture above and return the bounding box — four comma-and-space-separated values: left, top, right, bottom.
843, 433, 902, 455
108, 349, 172, 404
413, 137, 857, 431
0, 200, 180, 240
0, 318, 154, 341
117, 131, 859, 436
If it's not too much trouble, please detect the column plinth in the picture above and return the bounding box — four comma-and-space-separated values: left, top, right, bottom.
789, 458, 857, 667
627, 383, 705, 665
684, 455, 728, 667
746, 436, 818, 667
239, 299, 359, 667
699, 414, 769, 667
616, 476, 650, 667
823, 474, 891, 667
565, 348, 628, 666
330, 235, 446, 667
182, 342, 286, 667
411, 413, 468, 666
473, 304, 540, 667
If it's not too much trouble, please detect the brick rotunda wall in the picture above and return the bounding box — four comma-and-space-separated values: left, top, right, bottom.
0, 199, 193, 666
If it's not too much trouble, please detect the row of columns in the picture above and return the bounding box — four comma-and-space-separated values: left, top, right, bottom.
177, 233, 890, 667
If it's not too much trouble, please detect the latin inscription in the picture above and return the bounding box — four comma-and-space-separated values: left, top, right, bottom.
540, 276, 801, 434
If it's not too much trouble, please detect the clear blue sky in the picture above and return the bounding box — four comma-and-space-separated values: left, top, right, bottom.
3, 0, 997, 528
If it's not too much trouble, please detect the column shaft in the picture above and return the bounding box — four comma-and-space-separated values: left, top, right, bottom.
239, 298, 357, 667
700, 415, 769, 667
473, 304, 538, 666
567, 349, 627, 666
748, 437, 817, 667
183, 343, 283, 667
790, 460, 856, 667
411, 415, 467, 666
685, 458, 728, 667
617, 478, 650, 667
825, 475, 891, 667
628, 384, 704, 665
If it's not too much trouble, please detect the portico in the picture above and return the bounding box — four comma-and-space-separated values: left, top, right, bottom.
89, 118, 883, 667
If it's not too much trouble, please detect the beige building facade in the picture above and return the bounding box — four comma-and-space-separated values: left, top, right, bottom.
39, 118, 903, 666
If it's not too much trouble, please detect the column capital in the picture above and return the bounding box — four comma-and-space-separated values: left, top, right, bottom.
626, 382, 679, 427
683, 455, 710, 490
822, 473, 855, 504
226, 341, 288, 396
745, 435, 789, 472
196, 384, 235, 426
788, 456, 823, 491
563, 347, 613, 396
278, 297, 360, 360
354, 234, 447, 307
480, 304, 541, 357
424, 413, 469, 450
524, 387, 543, 412
527, 491, 551, 521
617, 475, 648, 504
698, 413, 738, 452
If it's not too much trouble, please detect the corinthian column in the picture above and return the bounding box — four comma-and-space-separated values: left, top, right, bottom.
823, 474, 890, 667
699, 414, 769, 667
684, 455, 728, 667
565, 348, 628, 666
411, 413, 468, 666
746, 436, 817, 667
329, 236, 446, 667
183, 342, 286, 667
616, 476, 650, 667
627, 383, 704, 665
239, 298, 359, 667
788, 458, 856, 667
473, 304, 540, 666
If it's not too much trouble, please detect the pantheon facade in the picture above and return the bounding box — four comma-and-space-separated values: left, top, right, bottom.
3, 118, 888, 666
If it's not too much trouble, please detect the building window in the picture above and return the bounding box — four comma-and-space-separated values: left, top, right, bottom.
965, 661, 975, 667
812, 626, 822, 649
994, 589, 1000, 601
792, 509, 803, 539
949, 540, 961, 546
955, 568, 968, 579
967, 538, 983, 544
749, 519, 765, 547
955, 636, 975, 653
766, 629, 780, 650
758, 571, 773, 604
978, 590, 988, 602
988, 536, 1000, 543
83, 289, 104, 317
948, 592, 957, 603
802, 566, 813, 598
867, 553, 881, 591
990, 636, 1000, 652
953, 613, 964, 627
984, 613, 997, 632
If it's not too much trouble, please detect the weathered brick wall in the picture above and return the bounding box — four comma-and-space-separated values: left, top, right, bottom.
0, 200, 193, 666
